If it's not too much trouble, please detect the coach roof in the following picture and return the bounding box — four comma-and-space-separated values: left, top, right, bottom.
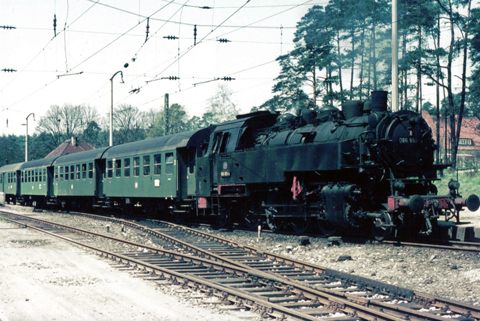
0, 162, 24, 173
20, 157, 58, 170
53, 147, 109, 166
102, 127, 213, 159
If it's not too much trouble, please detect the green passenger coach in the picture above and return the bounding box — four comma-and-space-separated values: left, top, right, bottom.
52, 147, 109, 210
0, 162, 23, 204
100, 128, 212, 214
19, 158, 57, 207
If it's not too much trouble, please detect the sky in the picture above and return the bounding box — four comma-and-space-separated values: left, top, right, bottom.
0, 0, 325, 136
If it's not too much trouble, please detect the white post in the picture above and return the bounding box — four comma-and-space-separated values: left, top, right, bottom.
392, 0, 399, 112
109, 70, 124, 147
25, 113, 35, 162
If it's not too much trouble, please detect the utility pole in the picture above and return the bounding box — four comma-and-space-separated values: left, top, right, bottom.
391, 0, 399, 112
25, 113, 35, 162
164, 93, 170, 135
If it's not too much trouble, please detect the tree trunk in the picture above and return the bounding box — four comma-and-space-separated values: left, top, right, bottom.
350, 30, 355, 100
336, 31, 344, 102
453, 0, 472, 167
372, 24, 377, 90
436, 15, 441, 163
359, 27, 366, 100
416, 25, 422, 113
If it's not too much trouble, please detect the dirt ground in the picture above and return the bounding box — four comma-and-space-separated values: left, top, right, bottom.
0, 219, 252, 321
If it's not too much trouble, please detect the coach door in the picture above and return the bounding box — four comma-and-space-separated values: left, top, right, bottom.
47, 167, 55, 198
176, 148, 189, 199
95, 159, 105, 198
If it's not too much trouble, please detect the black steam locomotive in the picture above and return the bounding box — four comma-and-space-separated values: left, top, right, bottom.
1, 91, 478, 240
195, 90, 479, 239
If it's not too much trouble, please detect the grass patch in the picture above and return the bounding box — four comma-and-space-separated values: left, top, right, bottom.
436, 169, 480, 196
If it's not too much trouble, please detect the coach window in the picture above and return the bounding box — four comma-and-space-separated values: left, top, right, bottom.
124, 158, 130, 177
65, 166, 69, 181
154, 154, 161, 175
107, 160, 113, 178
69, 165, 74, 180
43, 169, 47, 182
115, 159, 122, 177
55, 167, 58, 181
60, 167, 64, 181
21, 171, 24, 183
35, 169, 39, 182
88, 163, 94, 179
82, 163, 87, 179
143, 155, 150, 176
76, 165, 80, 179
166, 153, 174, 175
133, 157, 140, 177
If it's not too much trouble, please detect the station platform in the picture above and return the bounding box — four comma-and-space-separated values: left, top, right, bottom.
447, 210, 480, 242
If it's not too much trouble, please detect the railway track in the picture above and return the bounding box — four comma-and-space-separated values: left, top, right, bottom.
1, 209, 479, 321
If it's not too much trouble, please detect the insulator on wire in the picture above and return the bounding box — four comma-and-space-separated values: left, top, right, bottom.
162, 76, 179, 80
0, 25, 16, 29
145, 17, 150, 42
217, 38, 231, 43
221, 77, 234, 81
53, 14, 57, 37
164, 35, 178, 40
1, 68, 17, 73
194, 24, 197, 46
201, 6, 211, 9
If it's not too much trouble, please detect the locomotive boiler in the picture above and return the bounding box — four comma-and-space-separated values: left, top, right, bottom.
195, 91, 479, 239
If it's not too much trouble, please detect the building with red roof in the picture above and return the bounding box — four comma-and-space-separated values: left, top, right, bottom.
45, 137, 94, 159
422, 111, 480, 169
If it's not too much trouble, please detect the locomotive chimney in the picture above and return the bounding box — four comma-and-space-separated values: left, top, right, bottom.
370, 91, 388, 112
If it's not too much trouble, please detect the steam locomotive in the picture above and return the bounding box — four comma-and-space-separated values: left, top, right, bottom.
1, 91, 478, 240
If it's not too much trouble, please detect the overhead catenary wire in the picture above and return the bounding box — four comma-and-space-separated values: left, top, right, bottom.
2, 0, 178, 113
84, 0, 298, 30
1, 0, 470, 130
0, 0, 100, 110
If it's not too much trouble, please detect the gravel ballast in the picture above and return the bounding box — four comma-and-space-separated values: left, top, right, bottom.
2, 204, 480, 320
0, 216, 254, 321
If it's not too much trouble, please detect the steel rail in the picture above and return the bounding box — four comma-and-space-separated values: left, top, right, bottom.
3, 210, 479, 320
1, 211, 409, 321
